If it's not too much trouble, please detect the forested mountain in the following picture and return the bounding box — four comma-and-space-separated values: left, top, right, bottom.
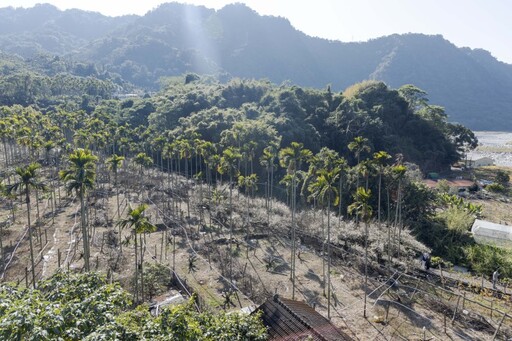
0, 4, 136, 56
2, 5, 512, 338
0, 3, 511, 130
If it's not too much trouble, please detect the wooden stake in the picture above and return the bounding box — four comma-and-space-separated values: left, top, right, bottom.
208, 250, 212, 270
51, 191, 55, 225
444, 314, 447, 334
38, 227, 43, 251
173, 234, 176, 271
234, 290, 242, 308
58, 249, 61, 268
452, 295, 461, 324
0, 223, 3, 269
491, 300, 493, 320
165, 236, 168, 260
439, 264, 445, 288
492, 311, 509, 340
160, 232, 164, 262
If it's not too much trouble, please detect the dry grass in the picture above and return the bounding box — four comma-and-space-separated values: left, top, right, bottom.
1, 165, 511, 340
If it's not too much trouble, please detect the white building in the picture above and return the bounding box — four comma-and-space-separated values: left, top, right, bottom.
471, 219, 512, 249
468, 157, 495, 168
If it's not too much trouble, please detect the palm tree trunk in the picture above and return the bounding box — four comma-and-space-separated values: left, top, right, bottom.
266, 168, 270, 208
356, 155, 360, 188
387, 188, 391, 266
185, 157, 189, 179
397, 181, 403, 260
270, 163, 274, 208
140, 233, 144, 302
167, 158, 171, 188
245, 187, 250, 258
134, 232, 139, 302
3, 139, 9, 167
266, 177, 270, 227
0, 222, 3, 271
80, 190, 90, 272
327, 199, 331, 320
321, 208, 325, 293
291, 173, 296, 299
160, 152, 163, 173
198, 155, 203, 203
338, 174, 343, 227
364, 220, 369, 318
172, 233, 176, 271
378, 172, 382, 228
115, 172, 120, 219
393, 182, 400, 243
26, 190, 36, 288
229, 173, 233, 281
35, 188, 41, 247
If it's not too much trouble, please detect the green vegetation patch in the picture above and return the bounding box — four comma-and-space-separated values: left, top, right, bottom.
0, 271, 267, 340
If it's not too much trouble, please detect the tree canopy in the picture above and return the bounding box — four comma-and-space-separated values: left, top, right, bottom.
0, 271, 267, 340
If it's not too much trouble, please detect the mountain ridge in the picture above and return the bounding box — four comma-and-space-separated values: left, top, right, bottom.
0, 2, 511, 130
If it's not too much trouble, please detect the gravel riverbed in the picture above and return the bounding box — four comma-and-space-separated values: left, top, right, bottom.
467, 131, 512, 167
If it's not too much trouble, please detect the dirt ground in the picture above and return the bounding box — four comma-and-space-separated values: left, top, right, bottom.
1, 165, 511, 340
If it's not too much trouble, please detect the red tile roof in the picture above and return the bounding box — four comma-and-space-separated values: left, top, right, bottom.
255, 294, 353, 341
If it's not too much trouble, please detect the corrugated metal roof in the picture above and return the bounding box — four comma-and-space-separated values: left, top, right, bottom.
254, 294, 353, 341
471, 219, 512, 248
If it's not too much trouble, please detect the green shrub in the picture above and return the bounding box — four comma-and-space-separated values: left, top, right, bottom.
436, 179, 450, 193
430, 256, 453, 269
143, 262, 172, 299
468, 182, 479, 192
0, 271, 268, 340
495, 170, 510, 186
464, 244, 512, 278
486, 183, 505, 193
436, 206, 475, 233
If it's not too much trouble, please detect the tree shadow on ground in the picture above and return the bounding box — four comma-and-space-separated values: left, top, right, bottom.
301, 287, 324, 309
272, 259, 290, 274
305, 268, 323, 285
375, 299, 433, 329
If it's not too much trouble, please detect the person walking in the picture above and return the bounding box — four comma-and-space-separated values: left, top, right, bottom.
492, 269, 499, 290
421, 252, 431, 270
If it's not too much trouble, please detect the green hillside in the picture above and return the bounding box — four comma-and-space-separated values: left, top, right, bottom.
0, 3, 511, 130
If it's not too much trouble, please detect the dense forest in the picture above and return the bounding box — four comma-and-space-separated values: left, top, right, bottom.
0, 3, 511, 130
0, 72, 510, 339
0, 66, 477, 174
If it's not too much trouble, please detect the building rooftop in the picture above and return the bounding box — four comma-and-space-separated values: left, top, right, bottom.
254, 294, 353, 341
471, 219, 512, 249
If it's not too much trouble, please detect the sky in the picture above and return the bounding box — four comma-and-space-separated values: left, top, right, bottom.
3, 0, 512, 64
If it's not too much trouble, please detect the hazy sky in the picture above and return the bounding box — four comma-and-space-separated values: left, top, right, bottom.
4, 0, 512, 64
